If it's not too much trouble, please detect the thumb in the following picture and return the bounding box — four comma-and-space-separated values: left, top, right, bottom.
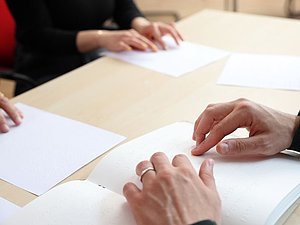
199, 159, 217, 189
216, 137, 264, 156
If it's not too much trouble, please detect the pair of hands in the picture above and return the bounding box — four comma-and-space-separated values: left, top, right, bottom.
124, 98, 300, 225
100, 18, 183, 52
77, 19, 183, 53
3, 98, 299, 224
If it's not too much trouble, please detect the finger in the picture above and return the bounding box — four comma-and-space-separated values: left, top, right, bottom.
150, 152, 171, 172
170, 22, 184, 41
193, 115, 202, 141
133, 33, 158, 52
160, 26, 181, 45
151, 24, 166, 50
123, 182, 141, 203
0, 97, 22, 126
192, 112, 217, 154
16, 107, 24, 119
216, 135, 275, 156
118, 41, 132, 51
0, 113, 9, 133
172, 154, 194, 171
136, 160, 156, 184
199, 159, 217, 190
192, 108, 249, 156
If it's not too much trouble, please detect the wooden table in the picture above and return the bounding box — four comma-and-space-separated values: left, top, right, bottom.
3, 9, 300, 224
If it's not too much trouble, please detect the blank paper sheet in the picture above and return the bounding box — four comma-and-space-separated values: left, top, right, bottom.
218, 53, 300, 91
105, 36, 229, 77
0, 103, 126, 195
0, 198, 20, 224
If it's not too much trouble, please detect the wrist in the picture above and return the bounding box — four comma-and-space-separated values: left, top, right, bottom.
76, 30, 105, 53
131, 17, 151, 34
288, 112, 300, 151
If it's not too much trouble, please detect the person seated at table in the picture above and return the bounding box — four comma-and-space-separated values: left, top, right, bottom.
7, 0, 183, 94
123, 99, 300, 225
0, 92, 23, 133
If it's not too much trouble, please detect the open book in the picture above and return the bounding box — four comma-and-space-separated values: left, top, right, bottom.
4, 122, 300, 225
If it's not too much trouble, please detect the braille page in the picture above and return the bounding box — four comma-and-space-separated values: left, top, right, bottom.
105, 36, 229, 77
88, 122, 300, 225
0, 198, 20, 225
0, 103, 126, 195
3, 181, 135, 225
218, 53, 300, 91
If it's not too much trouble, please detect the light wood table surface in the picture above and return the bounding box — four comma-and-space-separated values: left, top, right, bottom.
3, 9, 300, 224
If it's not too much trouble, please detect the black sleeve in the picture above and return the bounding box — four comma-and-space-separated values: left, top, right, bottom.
288, 111, 300, 152
190, 220, 217, 225
113, 0, 144, 29
6, 0, 78, 54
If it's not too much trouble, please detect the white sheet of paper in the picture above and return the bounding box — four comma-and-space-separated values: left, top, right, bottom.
4, 181, 135, 225
88, 122, 300, 225
218, 53, 300, 91
104, 36, 229, 77
0, 103, 126, 195
0, 198, 20, 225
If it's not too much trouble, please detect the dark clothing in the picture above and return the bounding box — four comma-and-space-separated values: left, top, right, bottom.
191, 220, 217, 225
6, 0, 143, 94
289, 111, 300, 152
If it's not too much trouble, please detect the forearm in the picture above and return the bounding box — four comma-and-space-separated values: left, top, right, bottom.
76, 30, 102, 53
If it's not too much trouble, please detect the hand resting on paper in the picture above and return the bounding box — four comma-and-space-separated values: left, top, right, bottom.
78, 20, 183, 53
0, 92, 23, 133
192, 98, 300, 156
132, 18, 183, 50
123, 152, 221, 225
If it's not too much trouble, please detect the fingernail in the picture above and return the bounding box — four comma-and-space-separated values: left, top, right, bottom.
1, 124, 10, 133
219, 142, 229, 154
206, 159, 214, 170
191, 147, 197, 154
16, 116, 22, 124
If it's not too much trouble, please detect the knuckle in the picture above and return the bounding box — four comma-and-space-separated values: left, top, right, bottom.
0, 96, 9, 106
151, 152, 165, 160
179, 167, 195, 179
211, 123, 225, 137
233, 141, 248, 154
173, 154, 187, 161
158, 170, 175, 185
136, 160, 150, 174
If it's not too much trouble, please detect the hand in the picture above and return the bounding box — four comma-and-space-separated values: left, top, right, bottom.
132, 18, 183, 50
192, 98, 300, 156
0, 92, 23, 133
98, 29, 158, 52
123, 152, 221, 225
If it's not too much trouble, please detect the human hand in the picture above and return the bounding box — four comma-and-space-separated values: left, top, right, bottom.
0, 92, 23, 133
123, 152, 221, 225
192, 98, 300, 156
132, 18, 183, 50
98, 29, 158, 52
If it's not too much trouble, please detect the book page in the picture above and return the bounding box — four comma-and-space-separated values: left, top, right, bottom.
3, 181, 135, 225
217, 53, 300, 91
105, 36, 229, 77
0, 198, 20, 224
0, 103, 126, 195
88, 122, 300, 225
